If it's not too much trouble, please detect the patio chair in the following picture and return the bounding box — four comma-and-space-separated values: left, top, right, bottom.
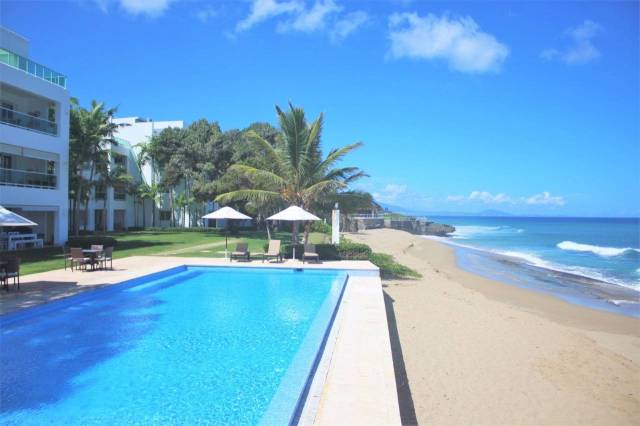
70, 247, 94, 271
230, 243, 250, 262
62, 245, 73, 270
97, 246, 114, 270
303, 244, 320, 263
262, 240, 282, 263
1, 256, 20, 290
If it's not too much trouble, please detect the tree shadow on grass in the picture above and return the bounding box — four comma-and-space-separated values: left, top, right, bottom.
384, 291, 419, 425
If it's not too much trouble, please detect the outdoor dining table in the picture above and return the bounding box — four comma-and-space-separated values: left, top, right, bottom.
82, 249, 102, 270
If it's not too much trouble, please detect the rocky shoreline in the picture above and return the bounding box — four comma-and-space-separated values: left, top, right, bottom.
344, 216, 455, 237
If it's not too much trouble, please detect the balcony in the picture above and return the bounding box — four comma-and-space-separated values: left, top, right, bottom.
0, 48, 67, 88
0, 167, 57, 189
0, 106, 57, 135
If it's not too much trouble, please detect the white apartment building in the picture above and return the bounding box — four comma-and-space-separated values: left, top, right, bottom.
79, 117, 184, 231
0, 27, 69, 246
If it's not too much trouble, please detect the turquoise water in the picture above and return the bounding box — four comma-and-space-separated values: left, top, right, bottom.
0, 266, 346, 425
430, 217, 640, 316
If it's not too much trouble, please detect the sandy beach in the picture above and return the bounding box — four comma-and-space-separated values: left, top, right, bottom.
347, 228, 640, 426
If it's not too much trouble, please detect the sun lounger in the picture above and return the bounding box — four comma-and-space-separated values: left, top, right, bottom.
262, 240, 282, 263
230, 243, 250, 261
303, 244, 320, 263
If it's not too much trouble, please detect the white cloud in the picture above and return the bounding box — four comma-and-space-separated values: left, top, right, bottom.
236, 0, 302, 32
196, 6, 217, 23
373, 184, 407, 203
278, 0, 341, 33
387, 12, 509, 73
330, 11, 369, 42
541, 20, 601, 65
446, 190, 566, 207
235, 0, 366, 40
469, 191, 511, 203
119, 0, 175, 16
524, 191, 565, 206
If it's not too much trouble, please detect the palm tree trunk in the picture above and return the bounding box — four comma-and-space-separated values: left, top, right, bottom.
142, 199, 146, 228
303, 221, 311, 244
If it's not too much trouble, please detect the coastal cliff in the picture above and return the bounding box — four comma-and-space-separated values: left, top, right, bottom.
344, 216, 455, 237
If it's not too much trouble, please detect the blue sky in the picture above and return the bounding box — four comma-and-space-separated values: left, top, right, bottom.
3, 0, 638, 216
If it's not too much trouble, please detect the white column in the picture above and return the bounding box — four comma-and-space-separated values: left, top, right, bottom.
332, 205, 340, 244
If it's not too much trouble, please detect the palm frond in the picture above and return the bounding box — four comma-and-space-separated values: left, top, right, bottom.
244, 130, 284, 171
315, 141, 363, 175
229, 164, 286, 188
215, 189, 281, 205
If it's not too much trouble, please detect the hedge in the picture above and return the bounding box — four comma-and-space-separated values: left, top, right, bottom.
281, 240, 371, 260
66, 236, 118, 249
310, 221, 331, 235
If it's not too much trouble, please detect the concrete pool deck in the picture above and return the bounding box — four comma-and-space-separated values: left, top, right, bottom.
0, 256, 401, 425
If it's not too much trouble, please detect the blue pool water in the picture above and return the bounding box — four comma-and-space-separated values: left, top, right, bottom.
0, 266, 347, 425
429, 216, 640, 316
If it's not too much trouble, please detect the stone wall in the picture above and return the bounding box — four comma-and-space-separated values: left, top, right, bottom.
343, 217, 455, 236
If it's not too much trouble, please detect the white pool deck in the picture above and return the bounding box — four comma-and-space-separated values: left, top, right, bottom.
0, 256, 401, 425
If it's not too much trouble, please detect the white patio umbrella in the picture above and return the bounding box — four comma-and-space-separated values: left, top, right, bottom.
267, 206, 320, 260
202, 206, 252, 259
0, 206, 37, 227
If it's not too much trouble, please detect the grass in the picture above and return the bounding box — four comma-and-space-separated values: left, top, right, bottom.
369, 252, 422, 279
10, 229, 330, 275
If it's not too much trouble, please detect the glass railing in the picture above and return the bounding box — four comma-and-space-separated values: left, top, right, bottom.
0, 167, 57, 189
0, 48, 67, 88
0, 106, 57, 135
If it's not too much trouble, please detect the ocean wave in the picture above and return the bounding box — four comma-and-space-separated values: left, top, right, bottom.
557, 241, 640, 257
422, 235, 640, 291
451, 225, 523, 240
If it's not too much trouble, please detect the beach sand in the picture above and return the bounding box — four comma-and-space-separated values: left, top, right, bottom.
347, 228, 640, 426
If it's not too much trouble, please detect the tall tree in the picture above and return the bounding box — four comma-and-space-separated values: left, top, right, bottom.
69, 100, 118, 236
215, 103, 367, 242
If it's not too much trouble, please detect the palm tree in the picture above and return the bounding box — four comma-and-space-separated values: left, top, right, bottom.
139, 183, 160, 227
215, 103, 367, 242
69, 100, 118, 236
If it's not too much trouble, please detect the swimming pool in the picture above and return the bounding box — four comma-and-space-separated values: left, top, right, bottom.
0, 266, 347, 424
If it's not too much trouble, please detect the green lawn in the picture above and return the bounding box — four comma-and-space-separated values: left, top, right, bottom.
10, 229, 329, 275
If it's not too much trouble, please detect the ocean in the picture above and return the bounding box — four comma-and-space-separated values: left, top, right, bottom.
427, 216, 640, 317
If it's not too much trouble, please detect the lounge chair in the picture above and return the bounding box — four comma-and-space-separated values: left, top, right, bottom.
97, 246, 113, 270
0, 257, 20, 290
303, 244, 320, 263
230, 243, 250, 262
262, 240, 282, 263
70, 247, 95, 271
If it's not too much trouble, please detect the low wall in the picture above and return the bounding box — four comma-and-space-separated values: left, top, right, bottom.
343, 217, 455, 237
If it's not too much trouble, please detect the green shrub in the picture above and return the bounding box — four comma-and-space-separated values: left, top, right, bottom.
310, 221, 331, 234
369, 252, 422, 279
282, 243, 341, 260
337, 240, 371, 260
66, 236, 118, 249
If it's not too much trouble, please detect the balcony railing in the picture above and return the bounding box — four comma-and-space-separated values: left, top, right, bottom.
0, 106, 57, 135
0, 167, 57, 189
0, 48, 67, 88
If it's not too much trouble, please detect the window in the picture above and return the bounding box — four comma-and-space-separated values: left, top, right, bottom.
159, 210, 171, 221
114, 183, 126, 201
95, 184, 105, 200
113, 153, 127, 169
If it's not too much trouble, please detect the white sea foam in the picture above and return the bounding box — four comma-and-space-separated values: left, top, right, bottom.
451, 225, 521, 240
557, 241, 640, 257
422, 235, 640, 291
